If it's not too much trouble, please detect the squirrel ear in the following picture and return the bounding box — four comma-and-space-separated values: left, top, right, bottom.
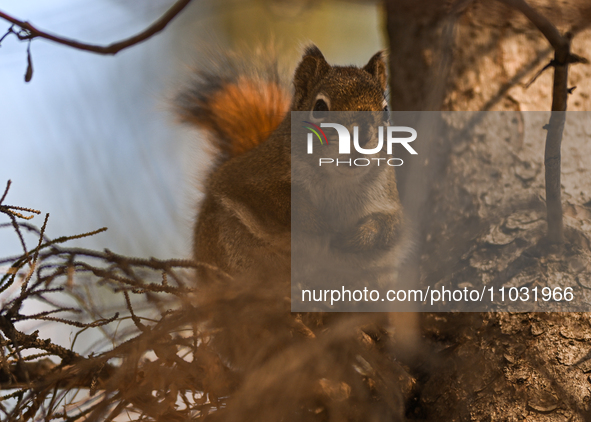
293, 44, 330, 109
303, 45, 326, 60
363, 51, 387, 90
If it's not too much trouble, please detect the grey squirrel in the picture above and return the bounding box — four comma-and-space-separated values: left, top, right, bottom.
175, 45, 405, 292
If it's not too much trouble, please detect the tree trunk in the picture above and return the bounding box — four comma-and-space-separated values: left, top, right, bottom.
384, 1, 591, 420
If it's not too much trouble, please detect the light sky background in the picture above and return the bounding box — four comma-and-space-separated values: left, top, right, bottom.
0, 0, 385, 261
0, 0, 385, 352
1, 0, 195, 260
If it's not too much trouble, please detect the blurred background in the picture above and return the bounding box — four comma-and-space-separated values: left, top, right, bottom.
0, 0, 386, 260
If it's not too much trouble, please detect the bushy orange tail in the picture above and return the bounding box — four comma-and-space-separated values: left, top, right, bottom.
175, 49, 291, 163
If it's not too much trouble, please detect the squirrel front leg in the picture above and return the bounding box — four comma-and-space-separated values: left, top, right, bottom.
331, 212, 402, 253
291, 189, 329, 235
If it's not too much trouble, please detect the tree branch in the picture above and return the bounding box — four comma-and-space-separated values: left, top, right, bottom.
497, 0, 567, 54
0, 0, 192, 55
497, 0, 588, 244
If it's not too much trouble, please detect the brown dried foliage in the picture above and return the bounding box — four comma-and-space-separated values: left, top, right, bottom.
0, 180, 412, 421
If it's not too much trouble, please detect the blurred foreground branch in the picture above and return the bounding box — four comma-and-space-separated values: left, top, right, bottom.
0, 181, 409, 421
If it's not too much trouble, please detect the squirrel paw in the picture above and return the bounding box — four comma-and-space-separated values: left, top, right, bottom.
330, 212, 400, 253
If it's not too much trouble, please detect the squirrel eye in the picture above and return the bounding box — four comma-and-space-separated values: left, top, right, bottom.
383, 104, 390, 123
312, 99, 329, 119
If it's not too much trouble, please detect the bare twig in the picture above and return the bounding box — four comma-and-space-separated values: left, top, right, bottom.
498, 0, 588, 244
498, 0, 567, 52
0, 315, 80, 363
0, 0, 192, 56
0, 181, 42, 279
0, 180, 11, 206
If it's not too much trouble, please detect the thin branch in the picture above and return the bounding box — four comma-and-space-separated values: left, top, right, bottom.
0, 0, 192, 56
0, 181, 11, 206
498, 0, 567, 54
544, 53, 568, 244
21, 213, 49, 294
0, 315, 80, 363
498, 0, 589, 244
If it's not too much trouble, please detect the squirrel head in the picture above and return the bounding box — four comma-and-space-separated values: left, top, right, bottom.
292, 45, 388, 114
